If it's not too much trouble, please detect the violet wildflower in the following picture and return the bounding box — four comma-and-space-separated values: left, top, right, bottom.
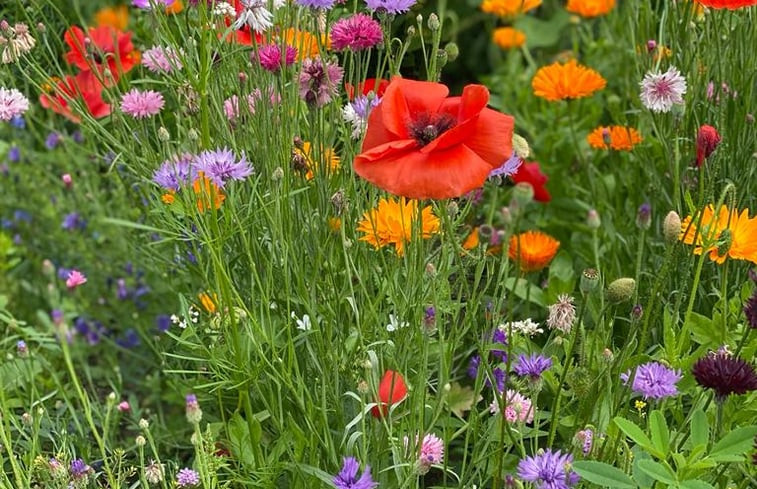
176, 467, 200, 487
514, 353, 553, 380
133, 0, 175, 8
517, 449, 580, 489
547, 294, 576, 333
332, 457, 378, 489
233, 0, 273, 32
61, 212, 86, 231
365, 0, 417, 14
8, 145, 20, 162
45, 132, 61, 150
330, 14, 383, 51
66, 270, 87, 290
185, 393, 203, 424
256, 44, 297, 72
467, 355, 481, 379
489, 152, 523, 178
299, 58, 344, 107
622, 361, 682, 400
692, 351, 757, 401
142, 45, 183, 73
574, 428, 594, 456
153, 154, 195, 191
636, 202, 652, 230
0, 87, 30, 121
70, 458, 91, 481
640, 66, 687, 113
296, 0, 337, 8
16, 340, 28, 357
194, 148, 253, 187
120, 89, 165, 119
423, 306, 436, 332
342, 94, 380, 138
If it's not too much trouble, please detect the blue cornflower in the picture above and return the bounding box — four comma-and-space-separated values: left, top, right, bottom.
8, 146, 21, 162
517, 449, 580, 489
295, 0, 337, 8
621, 361, 682, 400
489, 152, 523, 178
153, 154, 195, 191
514, 353, 553, 380
333, 457, 378, 489
365, 0, 417, 14
194, 148, 253, 188
45, 132, 61, 150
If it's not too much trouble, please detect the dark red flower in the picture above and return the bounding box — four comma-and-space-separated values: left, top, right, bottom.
511, 162, 551, 202
64, 26, 139, 79
744, 288, 757, 329
354, 78, 515, 199
371, 370, 407, 418
691, 352, 757, 401
695, 125, 721, 167
346, 78, 389, 100
39, 71, 111, 123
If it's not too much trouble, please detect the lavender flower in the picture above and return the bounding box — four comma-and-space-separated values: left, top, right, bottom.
342, 94, 380, 138
517, 449, 580, 489
622, 361, 681, 400
194, 148, 253, 187
514, 353, 553, 380
70, 459, 91, 480
365, 0, 417, 14
296, 0, 337, 8
299, 58, 344, 107
153, 154, 195, 191
489, 152, 523, 178
333, 457, 378, 489
176, 467, 200, 487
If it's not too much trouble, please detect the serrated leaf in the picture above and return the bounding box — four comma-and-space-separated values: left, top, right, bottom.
573, 461, 636, 489
708, 425, 757, 461
636, 460, 677, 485
446, 382, 481, 417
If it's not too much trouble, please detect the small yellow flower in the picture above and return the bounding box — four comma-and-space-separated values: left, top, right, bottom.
161, 192, 175, 204
634, 399, 647, 416
198, 292, 217, 314
294, 141, 340, 180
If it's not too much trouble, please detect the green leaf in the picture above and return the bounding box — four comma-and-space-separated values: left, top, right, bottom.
503, 277, 545, 306
708, 425, 757, 461
635, 460, 677, 485
446, 382, 481, 418
573, 461, 637, 489
649, 410, 670, 456
613, 417, 658, 456
512, 10, 571, 49
227, 413, 260, 470
679, 480, 715, 489
690, 408, 709, 448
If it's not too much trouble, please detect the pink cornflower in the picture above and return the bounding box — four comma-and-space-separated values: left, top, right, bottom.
299, 58, 343, 107
142, 45, 183, 73
639, 66, 687, 113
62, 173, 73, 187
490, 389, 534, 424
118, 401, 131, 412
255, 44, 297, 72
0, 87, 30, 121
404, 432, 445, 475
66, 270, 87, 289
330, 13, 383, 51
120, 89, 164, 119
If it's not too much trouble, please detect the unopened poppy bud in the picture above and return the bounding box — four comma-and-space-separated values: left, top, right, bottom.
512, 134, 530, 159
427, 13, 440, 31
607, 278, 636, 304
695, 125, 721, 167
586, 209, 601, 229
500, 206, 512, 225
636, 203, 651, 230
444, 42, 459, 62
663, 211, 681, 243
580, 268, 600, 294
512, 182, 534, 207
436, 48, 448, 68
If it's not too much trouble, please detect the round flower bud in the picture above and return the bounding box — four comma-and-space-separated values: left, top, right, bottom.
511, 134, 530, 159
512, 182, 534, 208
271, 167, 284, 181
139, 418, 150, 430
444, 42, 459, 62
636, 203, 652, 230
428, 13, 440, 31
663, 210, 681, 243
135, 435, 146, 447
586, 209, 601, 229
607, 278, 636, 304
157, 127, 170, 142
580, 268, 600, 294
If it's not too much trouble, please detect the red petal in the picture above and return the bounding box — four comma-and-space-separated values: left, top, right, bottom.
463, 108, 515, 167
380, 78, 449, 139
512, 162, 550, 202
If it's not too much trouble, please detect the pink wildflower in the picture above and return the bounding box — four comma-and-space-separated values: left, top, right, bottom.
330, 13, 383, 51
142, 45, 183, 73
489, 389, 534, 424
62, 173, 73, 188
120, 89, 164, 119
0, 87, 30, 121
66, 270, 87, 290
256, 44, 297, 72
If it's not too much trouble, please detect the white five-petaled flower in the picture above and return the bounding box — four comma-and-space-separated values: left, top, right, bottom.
233, 0, 273, 33
639, 66, 687, 113
386, 314, 409, 332
291, 311, 312, 331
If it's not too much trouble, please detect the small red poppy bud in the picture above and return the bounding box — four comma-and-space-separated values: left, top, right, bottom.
695, 125, 721, 167
371, 370, 407, 418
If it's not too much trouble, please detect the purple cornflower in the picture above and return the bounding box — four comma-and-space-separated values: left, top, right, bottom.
490, 328, 508, 361
133, 0, 175, 8
256, 44, 297, 72
517, 449, 580, 489
176, 467, 200, 487
194, 148, 253, 187
45, 132, 61, 150
153, 154, 195, 191
332, 457, 378, 489
16, 340, 28, 357
514, 353, 552, 380
467, 355, 481, 379
295, 0, 337, 8
342, 94, 380, 139
622, 361, 681, 400
70, 459, 90, 480
156, 314, 171, 333
489, 152, 523, 178
8, 145, 20, 162
330, 14, 383, 51
61, 212, 86, 231
365, 0, 417, 14
299, 58, 344, 107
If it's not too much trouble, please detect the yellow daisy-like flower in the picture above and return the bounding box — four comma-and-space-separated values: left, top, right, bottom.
357, 197, 441, 256
94, 5, 129, 30
481, 0, 543, 17
532, 59, 606, 101
508, 230, 560, 272
586, 126, 642, 151
680, 205, 757, 264
492, 27, 526, 49
293, 141, 340, 180
565, 0, 616, 18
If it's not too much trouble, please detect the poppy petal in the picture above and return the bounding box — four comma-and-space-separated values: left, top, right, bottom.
380, 78, 449, 139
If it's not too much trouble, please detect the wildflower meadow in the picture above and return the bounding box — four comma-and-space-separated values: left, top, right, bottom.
2, 0, 757, 488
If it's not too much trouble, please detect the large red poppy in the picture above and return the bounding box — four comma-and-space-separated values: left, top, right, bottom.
354, 78, 515, 199
39, 71, 111, 123
64, 26, 139, 79
511, 161, 550, 203
346, 78, 389, 100
371, 370, 408, 418
696, 0, 757, 9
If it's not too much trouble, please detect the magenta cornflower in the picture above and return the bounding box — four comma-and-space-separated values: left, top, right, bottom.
418, 433, 444, 474
513, 353, 553, 380
490, 389, 534, 424
621, 361, 682, 400
330, 14, 383, 51
142, 45, 183, 73
120, 89, 165, 119
194, 148, 253, 187
365, 0, 417, 14
223, 93, 260, 121
0, 87, 30, 121
332, 457, 378, 489
66, 270, 87, 289
517, 449, 580, 489
299, 58, 343, 107
176, 467, 200, 487
256, 44, 297, 72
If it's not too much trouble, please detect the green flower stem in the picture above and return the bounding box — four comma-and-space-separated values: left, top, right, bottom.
0, 388, 25, 488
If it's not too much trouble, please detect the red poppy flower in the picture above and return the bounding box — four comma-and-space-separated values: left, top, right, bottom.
696, 0, 757, 9
39, 71, 111, 123
511, 161, 550, 203
64, 26, 139, 79
354, 78, 515, 199
346, 78, 389, 100
371, 370, 408, 418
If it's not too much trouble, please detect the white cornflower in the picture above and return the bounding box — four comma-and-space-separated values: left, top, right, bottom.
639, 66, 687, 113
386, 314, 408, 332
233, 0, 273, 33
0, 87, 29, 121
546, 294, 576, 334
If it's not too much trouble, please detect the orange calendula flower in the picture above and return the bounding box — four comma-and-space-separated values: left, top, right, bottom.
192, 172, 225, 213
532, 59, 606, 101
492, 27, 526, 49
161, 192, 175, 204
680, 205, 757, 264
94, 5, 129, 30
328, 217, 342, 232
481, 0, 542, 17
280, 28, 324, 60
565, 0, 616, 17
587, 126, 642, 151
509, 230, 560, 272
463, 227, 481, 250
294, 141, 340, 180
166, 0, 184, 14
357, 197, 441, 256
198, 292, 218, 314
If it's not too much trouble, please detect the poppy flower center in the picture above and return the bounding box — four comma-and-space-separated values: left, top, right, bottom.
407, 112, 456, 147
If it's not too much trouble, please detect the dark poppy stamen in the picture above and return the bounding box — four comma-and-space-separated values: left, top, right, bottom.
408, 112, 456, 146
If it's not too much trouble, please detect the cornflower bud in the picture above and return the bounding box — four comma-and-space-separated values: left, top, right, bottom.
586, 209, 601, 229
185, 394, 202, 424
636, 203, 651, 230
663, 211, 681, 243
444, 42, 459, 62
135, 435, 146, 447
607, 278, 636, 304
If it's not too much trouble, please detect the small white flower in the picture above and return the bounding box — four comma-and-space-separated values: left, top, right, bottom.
500, 318, 543, 337
292, 311, 312, 331
212, 1, 236, 16
179, 320, 188, 329
233, 0, 273, 33
170, 314, 180, 324
386, 314, 409, 332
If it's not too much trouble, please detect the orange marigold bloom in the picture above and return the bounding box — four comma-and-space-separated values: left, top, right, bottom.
192, 172, 225, 213
532, 59, 606, 101
462, 227, 481, 250
566, 0, 616, 17
492, 27, 526, 49
680, 205, 757, 264
198, 292, 217, 314
481, 0, 542, 17
294, 141, 340, 180
161, 192, 175, 204
280, 28, 324, 60
509, 230, 560, 272
166, 0, 184, 14
587, 126, 642, 151
357, 197, 440, 256
94, 5, 129, 30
